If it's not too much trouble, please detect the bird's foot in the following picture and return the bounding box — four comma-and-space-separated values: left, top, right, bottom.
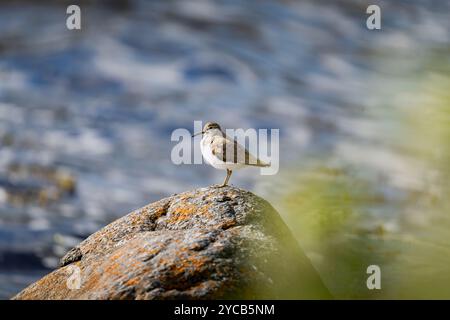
212, 184, 228, 188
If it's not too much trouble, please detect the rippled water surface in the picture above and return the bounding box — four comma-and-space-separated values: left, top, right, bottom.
0, 0, 449, 298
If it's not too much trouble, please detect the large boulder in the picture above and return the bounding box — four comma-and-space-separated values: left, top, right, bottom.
13, 186, 331, 299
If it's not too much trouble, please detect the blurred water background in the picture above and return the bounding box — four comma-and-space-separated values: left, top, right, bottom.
0, 0, 449, 299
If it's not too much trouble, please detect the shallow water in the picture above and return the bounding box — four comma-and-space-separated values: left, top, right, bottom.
0, 0, 449, 298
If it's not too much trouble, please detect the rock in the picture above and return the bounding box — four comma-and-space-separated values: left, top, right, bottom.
13, 186, 332, 300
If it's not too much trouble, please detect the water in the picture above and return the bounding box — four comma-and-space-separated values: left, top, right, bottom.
0, 0, 449, 299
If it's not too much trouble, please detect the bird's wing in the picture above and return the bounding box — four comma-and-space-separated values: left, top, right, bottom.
210, 135, 269, 167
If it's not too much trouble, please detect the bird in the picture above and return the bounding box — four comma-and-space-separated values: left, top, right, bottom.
192, 122, 270, 187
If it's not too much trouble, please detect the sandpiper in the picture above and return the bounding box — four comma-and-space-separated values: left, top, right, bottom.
192, 122, 270, 187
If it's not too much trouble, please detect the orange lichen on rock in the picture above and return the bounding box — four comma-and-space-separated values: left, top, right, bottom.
167, 203, 198, 224
124, 277, 140, 287
13, 186, 332, 300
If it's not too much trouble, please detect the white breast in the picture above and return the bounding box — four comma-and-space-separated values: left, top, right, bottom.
200, 133, 244, 170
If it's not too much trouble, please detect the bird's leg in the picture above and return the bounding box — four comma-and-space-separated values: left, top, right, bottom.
220, 169, 232, 187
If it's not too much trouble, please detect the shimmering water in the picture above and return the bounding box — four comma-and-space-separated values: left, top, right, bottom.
0, 0, 449, 298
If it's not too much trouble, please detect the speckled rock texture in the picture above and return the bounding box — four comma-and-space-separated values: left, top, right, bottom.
13, 186, 331, 300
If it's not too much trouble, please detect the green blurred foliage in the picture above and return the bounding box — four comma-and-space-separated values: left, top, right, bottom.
277, 67, 450, 299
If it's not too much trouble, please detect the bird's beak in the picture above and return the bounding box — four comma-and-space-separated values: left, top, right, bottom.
192, 131, 204, 138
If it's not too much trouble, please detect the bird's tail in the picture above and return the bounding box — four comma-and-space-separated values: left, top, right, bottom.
248, 160, 270, 167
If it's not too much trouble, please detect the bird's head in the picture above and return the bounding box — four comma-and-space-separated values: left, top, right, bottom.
203, 122, 221, 132
192, 122, 222, 137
